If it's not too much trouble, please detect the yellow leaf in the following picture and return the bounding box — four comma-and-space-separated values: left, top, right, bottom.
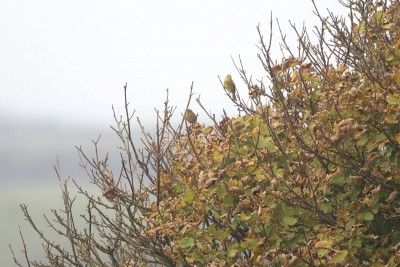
290, 71, 300, 84
387, 190, 397, 204
314, 239, 334, 248
394, 72, 400, 85
396, 134, 400, 144
332, 250, 348, 264
382, 22, 394, 30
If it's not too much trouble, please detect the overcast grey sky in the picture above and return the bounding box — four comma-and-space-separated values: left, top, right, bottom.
1, 1, 347, 126
0, 1, 347, 266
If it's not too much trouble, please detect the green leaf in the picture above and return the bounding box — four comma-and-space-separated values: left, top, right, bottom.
175, 183, 183, 193
254, 170, 267, 181
241, 237, 263, 249
366, 142, 377, 152
320, 203, 333, 213
385, 115, 398, 124
179, 237, 194, 249
223, 193, 235, 207
373, 11, 383, 21
359, 20, 366, 34
272, 166, 284, 177
257, 136, 275, 149
208, 227, 229, 240
350, 237, 362, 248
311, 90, 321, 100
332, 250, 348, 264
227, 244, 238, 258
217, 184, 227, 195
357, 134, 369, 146
387, 94, 400, 105
331, 173, 346, 186
317, 249, 329, 258
308, 121, 316, 130
240, 211, 256, 223
394, 72, 400, 85
359, 210, 374, 221
283, 216, 297, 226
183, 189, 195, 203
375, 134, 387, 142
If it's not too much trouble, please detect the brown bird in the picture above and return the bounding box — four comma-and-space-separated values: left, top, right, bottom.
184, 109, 197, 124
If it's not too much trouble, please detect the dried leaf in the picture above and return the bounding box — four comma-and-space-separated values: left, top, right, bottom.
103, 187, 118, 201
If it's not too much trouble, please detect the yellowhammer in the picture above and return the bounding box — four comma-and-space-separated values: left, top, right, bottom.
224, 74, 236, 101
184, 109, 197, 124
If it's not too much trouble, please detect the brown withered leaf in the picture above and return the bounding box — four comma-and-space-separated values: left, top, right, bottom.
218, 116, 230, 134
338, 118, 354, 132
257, 205, 262, 216
241, 175, 255, 184
330, 133, 340, 143
271, 179, 279, 191
251, 184, 261, 195
203, 126, 213, 135
227, 186, 243, 194
197, 171, 207, 190
331, 118, 358, 142
387, 190, 397, 204
352, 123, 366, 139
103, 187, 119, 201
281, 57, 301, 71
271, 64, 282, 74
327, 67, 336, 79
223, 180, 243, 194
232, 201, 250, 215
248, 84, 266, 99
103, 171, 113, 180
204, 177, 218, 189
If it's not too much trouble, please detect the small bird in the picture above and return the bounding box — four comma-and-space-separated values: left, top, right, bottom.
184, 109, 197, 124
224, 74, 236, 101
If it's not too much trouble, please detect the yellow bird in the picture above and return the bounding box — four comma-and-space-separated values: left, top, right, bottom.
224, 74, 236, 100
184, 109, 197, 124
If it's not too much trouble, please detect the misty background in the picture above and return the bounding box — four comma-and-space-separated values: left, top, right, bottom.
0, 1, 346, 266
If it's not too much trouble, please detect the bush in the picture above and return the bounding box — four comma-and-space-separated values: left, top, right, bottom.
11, 0, 400, 266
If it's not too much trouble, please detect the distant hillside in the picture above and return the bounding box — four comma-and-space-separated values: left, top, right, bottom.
0, 117, 141, 184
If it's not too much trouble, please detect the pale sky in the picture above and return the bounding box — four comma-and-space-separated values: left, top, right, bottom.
0, 1, 348, 266
1, 1, 347, 127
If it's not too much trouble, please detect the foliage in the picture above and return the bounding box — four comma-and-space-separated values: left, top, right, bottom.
11, 0, 400, 266
143, 1, 400, 266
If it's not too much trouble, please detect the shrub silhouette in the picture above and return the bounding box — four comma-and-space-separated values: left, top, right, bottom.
11, 0, 400, 266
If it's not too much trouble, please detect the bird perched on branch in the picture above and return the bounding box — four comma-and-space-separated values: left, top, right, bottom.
224, 74, 236, 101
184, 109, 197, 124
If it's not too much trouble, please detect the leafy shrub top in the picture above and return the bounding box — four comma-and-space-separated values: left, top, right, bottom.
143, 2, 400, 266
